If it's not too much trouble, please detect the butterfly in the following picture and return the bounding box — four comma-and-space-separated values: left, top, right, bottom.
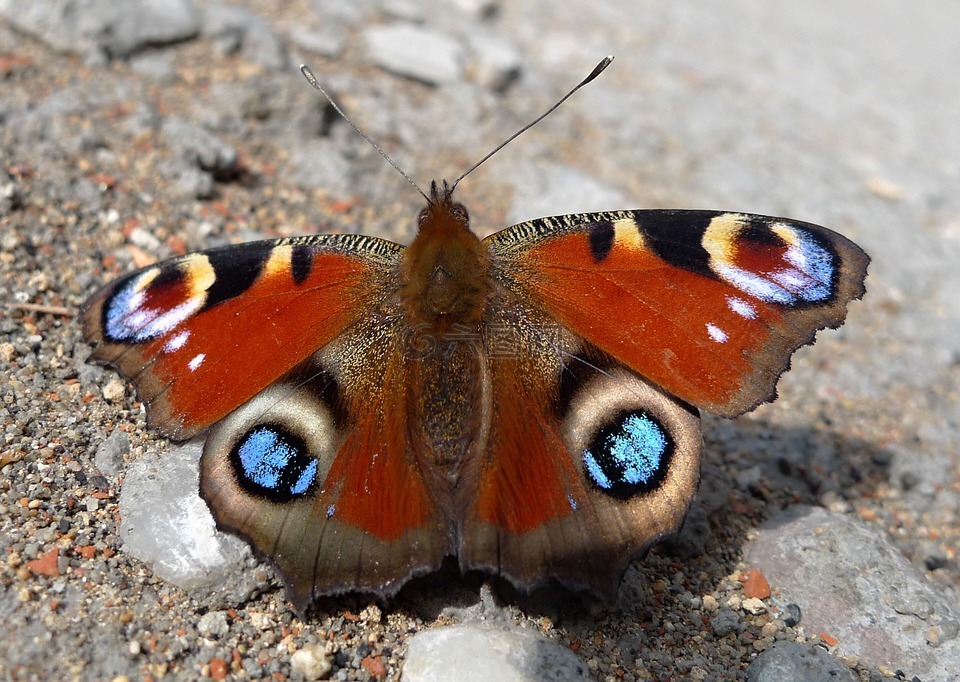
81, 61, 869, 609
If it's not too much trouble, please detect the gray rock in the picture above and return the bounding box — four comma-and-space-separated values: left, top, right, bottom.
380, 0, 426, 22
0, 175, 25, 216
93, 429, 129, 478
0, 0, 200, 60
311, 0, 375, 24
128, 50, 178, 82
744, 505, 960, 680
746, 642, 857, 682
161, 117, 238, 178
364, 24, 464, 85
166, 163, 215, 200
286, 139, 356, 198
710, 608, 742, 637
467, 32, 522, 92
444, 0, 499, 18
118, 441, 263, 606
201, 2, 288, 70
402, 623, 588, 681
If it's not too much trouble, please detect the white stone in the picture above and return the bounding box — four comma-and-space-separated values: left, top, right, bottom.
197, 610, 230, 638
118, 441, 260, 605
290, 643, 333, 681
402, 623, 587, 681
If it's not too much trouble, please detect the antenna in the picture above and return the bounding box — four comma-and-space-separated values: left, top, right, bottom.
451, 55, 614, 190
300, 56, 614, 200
300, 65, 429, 202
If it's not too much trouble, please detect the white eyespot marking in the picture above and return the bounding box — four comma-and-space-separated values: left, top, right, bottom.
726, 295, 758, 319
567, 494, 578, 511
104, 254, 215, 343
326, 504, 336, 519
188, 353, 206, 371
703, 217, 836, 306
706, 323, 728, 343
164, 330, 191, 353
713, 264, 794, 304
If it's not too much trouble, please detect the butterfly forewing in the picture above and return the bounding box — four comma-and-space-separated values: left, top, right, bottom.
485, 209, 870, 417
82, 234, 403, 439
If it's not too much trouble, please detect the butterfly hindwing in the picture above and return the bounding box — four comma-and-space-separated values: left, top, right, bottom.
81, 235, 403, 439
485, 209, 870, 417
457, 295, 702, 598
198, 296, 453, 607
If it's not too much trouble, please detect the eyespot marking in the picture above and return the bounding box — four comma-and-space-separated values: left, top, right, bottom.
103, 255, 215, 343
231, 424, 318, 502
583, 410, 672, 500
704, 216, 838, 306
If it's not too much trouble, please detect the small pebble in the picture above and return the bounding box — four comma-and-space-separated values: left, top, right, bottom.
101, 379, 125, 402
741, 598, 767, 615
290, 643, 333, 681
197, 611, 230, 639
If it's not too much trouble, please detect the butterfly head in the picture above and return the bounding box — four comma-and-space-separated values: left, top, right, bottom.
402, 180, 490, 330
417, 180, 470, 236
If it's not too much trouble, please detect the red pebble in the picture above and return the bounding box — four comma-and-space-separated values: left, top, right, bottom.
361, 656, 387, 678
740, 567, 771, 599
27, 548, 60, 577
209, 657, 228, 680
820, 632, 839, 647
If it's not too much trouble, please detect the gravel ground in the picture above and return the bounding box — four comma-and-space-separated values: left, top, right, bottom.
1, 1, 958, 681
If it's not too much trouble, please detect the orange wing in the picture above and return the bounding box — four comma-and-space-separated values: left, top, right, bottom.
82, 234, 403, 439
199, 329, 451, 607
458, 299, 702, 598
485, 209, 869, 417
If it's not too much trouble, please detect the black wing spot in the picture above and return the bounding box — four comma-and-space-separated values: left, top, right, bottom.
204, 243, 271, 309
292, 244, 314, 285
588, 220, 615, 262
640, 211, 714, 276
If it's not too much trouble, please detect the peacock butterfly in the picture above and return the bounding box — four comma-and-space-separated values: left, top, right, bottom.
81, 58, 869, 608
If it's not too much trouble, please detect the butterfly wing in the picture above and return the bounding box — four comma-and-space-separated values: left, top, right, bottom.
83, 235, 453, 605
458, 295, 702, 597
198, 311, 453, 608
458, 209, 867, 597
484, 210, 870, 417
81, 235, 402, 439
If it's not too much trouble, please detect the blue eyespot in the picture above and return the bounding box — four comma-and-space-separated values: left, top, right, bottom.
231, 425, 317, 502
583, 411, 672, 499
